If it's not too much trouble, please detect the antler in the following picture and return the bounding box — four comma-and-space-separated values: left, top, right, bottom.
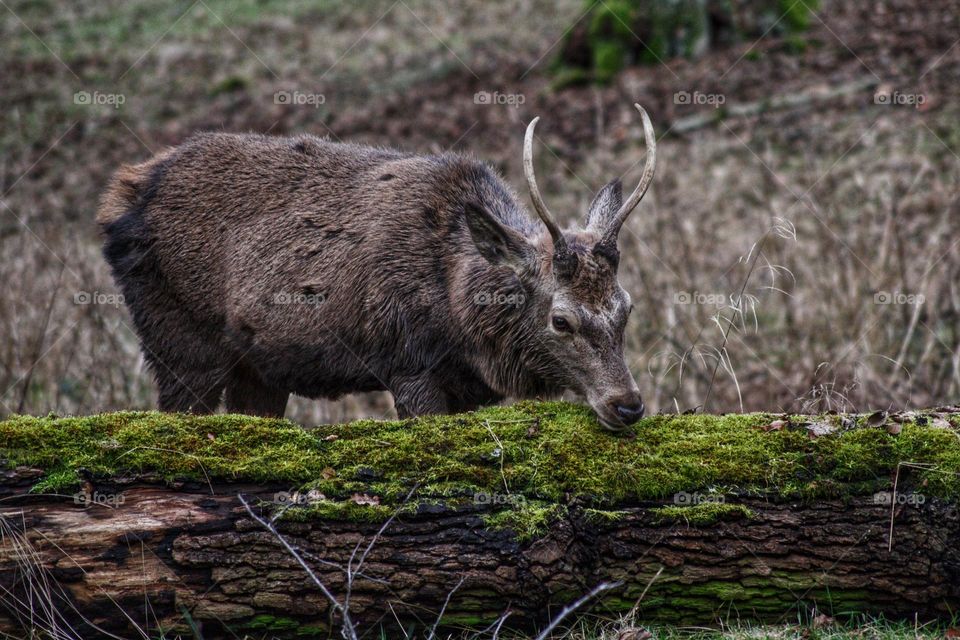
523, 117, 567, 255
601, 103, 657, 247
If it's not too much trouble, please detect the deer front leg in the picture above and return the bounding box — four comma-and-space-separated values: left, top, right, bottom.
390, 374, 449, 419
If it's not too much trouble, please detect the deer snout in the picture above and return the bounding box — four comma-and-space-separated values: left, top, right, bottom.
613, 397, 645, 424
592, 390, 645, 431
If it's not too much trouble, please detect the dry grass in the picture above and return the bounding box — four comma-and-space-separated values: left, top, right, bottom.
2, 0, 959, 424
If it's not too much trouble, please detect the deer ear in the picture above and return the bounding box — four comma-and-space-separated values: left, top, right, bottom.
585, 178, 623, 234
465, 201, 536, 271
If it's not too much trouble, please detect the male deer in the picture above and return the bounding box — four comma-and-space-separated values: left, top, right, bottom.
98, 104, 656, 430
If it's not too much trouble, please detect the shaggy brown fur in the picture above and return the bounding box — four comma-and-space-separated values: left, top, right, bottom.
98, 132, 644, 428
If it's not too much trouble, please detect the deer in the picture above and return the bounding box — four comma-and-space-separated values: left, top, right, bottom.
97, 103, 656, 430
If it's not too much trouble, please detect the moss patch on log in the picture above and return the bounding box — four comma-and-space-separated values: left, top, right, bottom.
650, 502, 754, 526
2, 402, 959, 534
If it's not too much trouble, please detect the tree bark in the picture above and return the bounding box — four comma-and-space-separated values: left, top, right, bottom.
1, 473, 958, 639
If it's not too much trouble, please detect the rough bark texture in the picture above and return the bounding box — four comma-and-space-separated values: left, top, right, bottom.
1, 474, 958, 638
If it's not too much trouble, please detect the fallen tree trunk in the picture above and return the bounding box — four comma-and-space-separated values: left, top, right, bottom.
1, 403, 959, 638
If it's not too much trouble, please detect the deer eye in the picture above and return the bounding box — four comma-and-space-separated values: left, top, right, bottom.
551, 315, 573, 333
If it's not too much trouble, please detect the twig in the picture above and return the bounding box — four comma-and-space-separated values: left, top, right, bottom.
344, 484, 419, 623
703, 231, 770, 412
0, 512, 137, 640
483, 420, 510, 495
490, 611, 512, 639
533, 581, 622, 640
427, 576, 465, 640
238, 494, 355, 639
625, 566, 663, 620
886, 461, 957, 551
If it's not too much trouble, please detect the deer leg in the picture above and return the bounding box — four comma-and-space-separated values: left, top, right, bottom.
155, 368, 224, 414
391, 375, 449, 419
224, 364, 288, 418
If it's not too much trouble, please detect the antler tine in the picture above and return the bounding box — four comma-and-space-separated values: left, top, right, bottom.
523, 117, 566, 250
603, 103, 657, 245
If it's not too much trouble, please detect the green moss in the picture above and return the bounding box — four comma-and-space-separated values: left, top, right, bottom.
481, 501, 565, 540
582, 507, 629, 524
246, 614, 299, 631
0, 411, 328, 484
650, 502, 754, 526
2, 402, 959, 538
30, 468, 80, 493
244, 615, 324, 636
277, 499, 394, 523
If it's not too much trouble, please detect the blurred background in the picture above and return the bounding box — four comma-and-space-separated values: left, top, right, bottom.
1, 0, 958, 424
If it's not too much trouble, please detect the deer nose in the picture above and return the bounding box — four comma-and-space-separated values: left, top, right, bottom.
613, 399, 645, 425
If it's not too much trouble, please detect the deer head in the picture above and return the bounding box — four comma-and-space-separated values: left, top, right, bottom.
522, 103, 656, 430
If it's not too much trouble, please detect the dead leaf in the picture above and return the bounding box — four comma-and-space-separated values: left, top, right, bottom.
944, 628, 960, 639
617, 628, 653, 640
866, 410, 888, 427
805, 421, 835, 437
323, 434, 339, 442
526, 419, 540, 438
886, 422, 903, 436
931, 417, 952, 429
761, 420, 786, 432
321, 467, 337, 480
812, 613, 835, 628
351, 493, 380, 506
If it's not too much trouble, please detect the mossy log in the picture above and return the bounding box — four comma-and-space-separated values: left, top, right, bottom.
1, 403, 959, 638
